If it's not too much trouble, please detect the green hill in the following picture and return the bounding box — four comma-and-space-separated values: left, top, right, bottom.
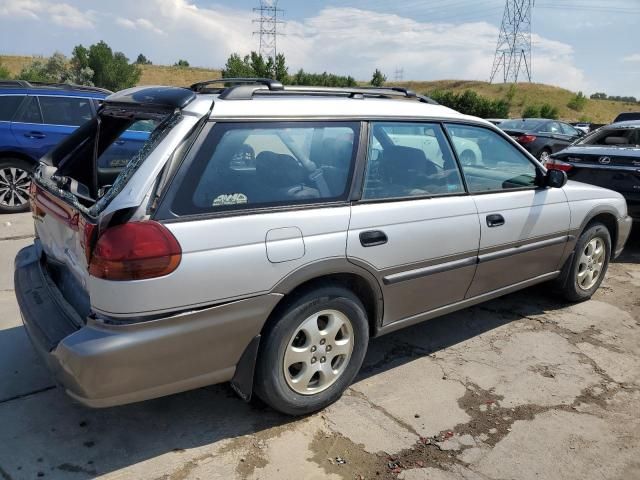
2, 55, 638, 123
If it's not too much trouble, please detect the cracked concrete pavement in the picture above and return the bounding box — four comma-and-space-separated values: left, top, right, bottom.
0, 212, 638, 480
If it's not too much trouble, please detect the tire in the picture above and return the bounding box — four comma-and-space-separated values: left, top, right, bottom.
558, 222, 611, 302
254, 286, 369, 416
0, 158, 34, 214
539, 148, 551, 165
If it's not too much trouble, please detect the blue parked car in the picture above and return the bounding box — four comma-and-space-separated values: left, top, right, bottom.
0, 80, 152, 213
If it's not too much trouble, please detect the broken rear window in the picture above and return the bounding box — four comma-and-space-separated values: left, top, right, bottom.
36, 108, 180, 216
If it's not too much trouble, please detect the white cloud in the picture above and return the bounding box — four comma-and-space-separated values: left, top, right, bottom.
116, 16, 164, 35
622, 53, 640, 63
0, 0, 93, 29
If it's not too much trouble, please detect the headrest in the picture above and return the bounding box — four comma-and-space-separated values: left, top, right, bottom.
604, 136, 629, 145
256, 151, 305, 188
381, 146, 430, 185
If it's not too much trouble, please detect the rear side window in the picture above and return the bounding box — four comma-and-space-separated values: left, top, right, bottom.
16, 96, 42, 124
171, 122, 359, 215
38, 96, 93, 126
363, 122, 465, 200
0, 95, 24, 121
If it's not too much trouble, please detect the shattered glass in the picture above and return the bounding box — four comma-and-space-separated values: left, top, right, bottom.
36, 112, 183, 218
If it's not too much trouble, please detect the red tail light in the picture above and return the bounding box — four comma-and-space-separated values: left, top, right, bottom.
89, 221, 181, 281
517, 134, 537, 144
545, 158, 573, 172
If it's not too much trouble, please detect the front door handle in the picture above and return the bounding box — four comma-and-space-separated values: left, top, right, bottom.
360, 230, 388, 247
24, 131, 46, 139
486, 214, 505, 227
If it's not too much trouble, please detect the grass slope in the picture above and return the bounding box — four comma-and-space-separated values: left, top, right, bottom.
2, 55, 638, 123
397, 80, 640, 123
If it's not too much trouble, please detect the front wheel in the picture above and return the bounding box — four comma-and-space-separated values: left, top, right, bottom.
254, 286, 369, 416
559, 222, 611, 302
0, 158, 34, 214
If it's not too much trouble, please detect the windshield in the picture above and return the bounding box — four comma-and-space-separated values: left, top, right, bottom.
500, 119, 543, 131
577, 127, 640, 147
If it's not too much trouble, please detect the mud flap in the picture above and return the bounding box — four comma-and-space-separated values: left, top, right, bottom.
230, 335, 261, 402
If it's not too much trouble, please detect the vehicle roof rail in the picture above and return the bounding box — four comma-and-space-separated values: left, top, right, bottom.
246, 85, 440, 105
0, 79, 112, 94
0, 80, 32, 88
190, 78, 284, 94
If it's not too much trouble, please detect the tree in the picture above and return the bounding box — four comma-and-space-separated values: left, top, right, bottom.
222, 53, 254, 78
0, 59, 9, 80
274, 53, 288, 83
428, 89, 509, 118
567, 91, 587, 111
250, 52, 269, 78
174, 59, 190, 67
74, 41, 140, 90
135, 54, 152, 65
522, 105, 540, 118
590, 92, 607, 100
539, 103, 559, 119
370, 68, 386, 87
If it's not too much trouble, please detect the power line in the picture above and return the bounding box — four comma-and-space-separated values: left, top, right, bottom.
489, 0, 533, 84
394, 67, 404, 82
253, 0, 284, 61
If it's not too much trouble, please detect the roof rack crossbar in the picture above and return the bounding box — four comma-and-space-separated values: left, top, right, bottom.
190, 78, 284, 93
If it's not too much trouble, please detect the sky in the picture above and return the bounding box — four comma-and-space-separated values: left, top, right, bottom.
0, 0, 639, 97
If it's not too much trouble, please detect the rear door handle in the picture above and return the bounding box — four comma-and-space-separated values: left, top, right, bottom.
114, 140, 126, 145
24, 131, 46, 139
359, 230, 388, 247
486, 214, 505, 227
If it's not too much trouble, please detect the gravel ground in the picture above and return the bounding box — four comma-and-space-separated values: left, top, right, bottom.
0, 212, 638, 480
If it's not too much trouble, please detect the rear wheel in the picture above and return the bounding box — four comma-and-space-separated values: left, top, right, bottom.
254, 286, 369, 415
559, 222, 611, 302
0, 158, 33, 213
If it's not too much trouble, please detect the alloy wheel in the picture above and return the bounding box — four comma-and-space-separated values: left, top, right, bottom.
577, 237, 606, 290
283, 309, 354, 395
0, 167, 31, 209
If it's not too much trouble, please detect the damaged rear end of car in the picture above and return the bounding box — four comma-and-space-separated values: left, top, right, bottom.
14, 86, 217, 407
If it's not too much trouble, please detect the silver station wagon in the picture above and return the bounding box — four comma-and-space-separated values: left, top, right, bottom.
15, 79, 632, 415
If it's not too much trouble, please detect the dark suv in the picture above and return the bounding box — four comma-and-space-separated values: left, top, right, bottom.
0, 81, 155, 213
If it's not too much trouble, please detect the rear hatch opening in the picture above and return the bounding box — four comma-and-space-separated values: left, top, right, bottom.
29, 98, 189, 328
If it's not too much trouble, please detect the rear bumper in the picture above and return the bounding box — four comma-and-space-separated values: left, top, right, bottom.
615, 215, 633, 258
15, 244, 281, 408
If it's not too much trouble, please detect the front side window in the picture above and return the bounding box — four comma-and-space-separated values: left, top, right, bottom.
0, 95, 24, 121
362, 122, 465, 200
171, 122, 359, 215
445, 124, 538, 193
38, 96, 93, 126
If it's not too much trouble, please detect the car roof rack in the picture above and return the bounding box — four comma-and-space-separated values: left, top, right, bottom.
189, 78, 439, 104
190, 78, 284, 94
0, 79, 112, 94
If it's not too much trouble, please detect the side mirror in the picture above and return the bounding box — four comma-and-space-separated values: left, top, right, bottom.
545, 169, 568, 188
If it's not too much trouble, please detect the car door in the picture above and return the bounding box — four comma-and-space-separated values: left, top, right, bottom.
9, 96, 51, 159
37, 95, 94, 151
347, 122, 480, 325
445, 123, 571, 297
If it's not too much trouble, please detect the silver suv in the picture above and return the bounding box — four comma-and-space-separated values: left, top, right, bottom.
15, 79, 632, 415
